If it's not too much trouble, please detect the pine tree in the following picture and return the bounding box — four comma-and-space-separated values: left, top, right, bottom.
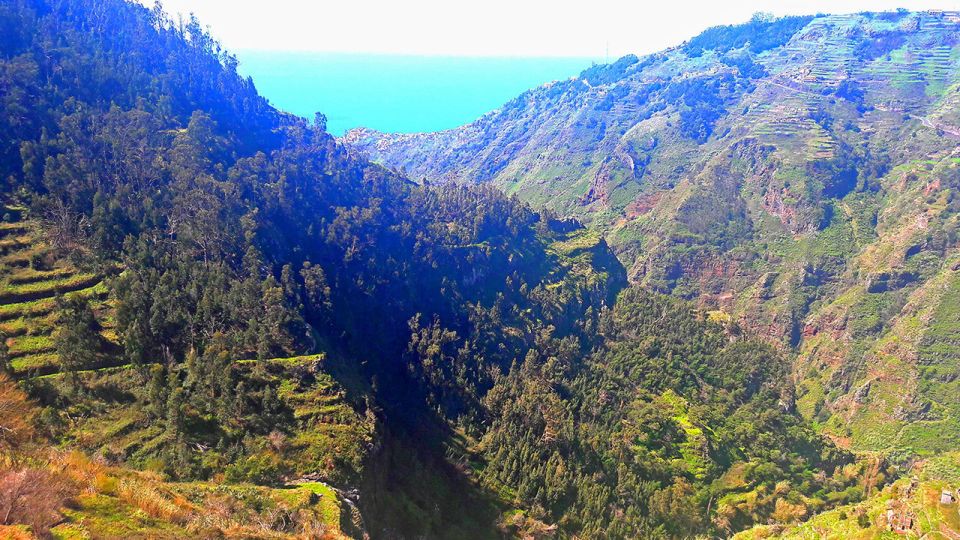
166, 369, 185, 437
55, 296, 102, 390
300, 261, 332, 322
0, 334, 11, 376
257, 275, 303, 359
147, 364, 167, 419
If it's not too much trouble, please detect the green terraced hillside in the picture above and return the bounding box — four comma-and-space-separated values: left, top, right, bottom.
735, 452, 960, 539
30, 355, 371, 539
0, 211, 372, 538
0, 208, 115, 376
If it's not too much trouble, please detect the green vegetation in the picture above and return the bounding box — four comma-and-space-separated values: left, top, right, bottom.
683, 13, 815, 56
4, 2, 960, 538
346, 8, 960, 538
0, 209, 115, 379
476, 288, 876, 537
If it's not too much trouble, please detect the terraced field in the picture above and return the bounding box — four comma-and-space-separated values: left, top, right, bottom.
52, 353, 374, 491
0, 213, 374, 503
0, 207, 117, 376
797, 16, 859, 88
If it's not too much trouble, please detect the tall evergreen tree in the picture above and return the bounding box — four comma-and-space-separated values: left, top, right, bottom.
0, 334, 11, 377
55, 296, 102, 390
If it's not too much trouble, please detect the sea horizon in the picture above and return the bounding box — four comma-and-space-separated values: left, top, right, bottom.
236, 51, 603, 135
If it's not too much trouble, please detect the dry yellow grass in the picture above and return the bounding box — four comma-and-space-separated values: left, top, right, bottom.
115, 476, 192, 524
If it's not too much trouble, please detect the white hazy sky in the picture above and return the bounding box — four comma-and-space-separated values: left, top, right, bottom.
142, 0, 960, 57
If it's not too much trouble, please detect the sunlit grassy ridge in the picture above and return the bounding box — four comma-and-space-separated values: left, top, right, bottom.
735, 456, 960, 539
42, 451, 356, 539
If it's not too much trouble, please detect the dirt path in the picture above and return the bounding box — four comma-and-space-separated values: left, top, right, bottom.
918, 115, 960, 140
941, 522, 960, 540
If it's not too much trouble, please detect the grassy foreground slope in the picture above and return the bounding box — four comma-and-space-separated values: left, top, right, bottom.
0, 373, 362, 539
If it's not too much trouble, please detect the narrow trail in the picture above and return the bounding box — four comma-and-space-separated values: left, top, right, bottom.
917, 114, 960, 140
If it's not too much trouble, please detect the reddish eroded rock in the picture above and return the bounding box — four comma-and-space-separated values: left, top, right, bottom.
625, 192, 664, 218
762, 185, 804, 233
923, 177, 941, 196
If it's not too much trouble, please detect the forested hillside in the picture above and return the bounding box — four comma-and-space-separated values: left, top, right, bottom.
0, 0, 900, 538
349, 11, 960, 537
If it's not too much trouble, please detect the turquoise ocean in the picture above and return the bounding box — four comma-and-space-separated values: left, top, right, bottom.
236, 52, 600, 136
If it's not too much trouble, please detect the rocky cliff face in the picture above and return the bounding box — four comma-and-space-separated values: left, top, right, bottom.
345, 11, 960, 454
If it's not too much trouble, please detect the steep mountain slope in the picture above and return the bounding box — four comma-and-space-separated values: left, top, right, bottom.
346, 10, 960, 466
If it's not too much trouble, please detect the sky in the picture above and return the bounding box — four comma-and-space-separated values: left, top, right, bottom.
142, 0, 960, 58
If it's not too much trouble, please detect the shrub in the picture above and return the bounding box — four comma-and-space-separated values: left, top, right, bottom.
223, 452, 287, 485
0, 467, 75, 535
28, 253, 46, 272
